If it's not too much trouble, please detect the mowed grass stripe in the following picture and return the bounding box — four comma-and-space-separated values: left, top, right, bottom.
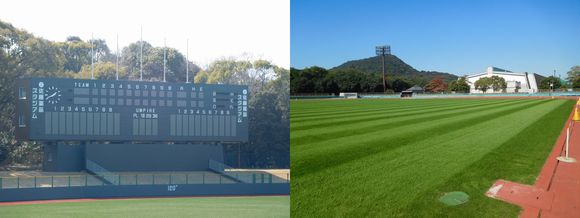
291, 99, 528, 142
292, 99, 489, 120
292, 99, 549, 177
401, 100, 574, 217
291, 99, 497, 127
291, 99, 568, 217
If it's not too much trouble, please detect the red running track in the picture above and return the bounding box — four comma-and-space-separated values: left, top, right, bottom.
487, 106, 580, 217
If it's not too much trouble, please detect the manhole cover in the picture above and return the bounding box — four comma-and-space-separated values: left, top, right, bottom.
439, 191, 469, 206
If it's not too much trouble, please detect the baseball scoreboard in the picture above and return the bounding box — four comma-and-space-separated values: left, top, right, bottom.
15, 78, 249, 142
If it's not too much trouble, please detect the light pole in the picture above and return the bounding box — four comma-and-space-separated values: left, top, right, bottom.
376, 45, 391, 93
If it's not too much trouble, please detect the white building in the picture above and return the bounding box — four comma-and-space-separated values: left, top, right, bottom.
466, 67, 544, 93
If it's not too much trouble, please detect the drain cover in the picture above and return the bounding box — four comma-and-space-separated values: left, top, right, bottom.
439, 191, 469, 206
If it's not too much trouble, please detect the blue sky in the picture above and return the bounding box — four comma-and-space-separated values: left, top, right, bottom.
291, 0, 580, 77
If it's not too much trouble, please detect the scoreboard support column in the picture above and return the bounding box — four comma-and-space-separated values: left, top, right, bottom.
42, 142, 86, 172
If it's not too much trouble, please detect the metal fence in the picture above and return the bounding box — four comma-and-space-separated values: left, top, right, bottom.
291, 91, 580, 100
0, 171, 290, 189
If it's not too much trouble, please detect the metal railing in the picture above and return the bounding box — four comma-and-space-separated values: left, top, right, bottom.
86, 159, 118, 185
0, 171, 290, 189
208, 159, 290, 184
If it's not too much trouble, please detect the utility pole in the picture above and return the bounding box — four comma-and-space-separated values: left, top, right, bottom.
163, 38, 167, 82
140, 26, 143, 81
375, 45, 391, 93
91, 33, 94, 80
116, 34, 119, 80
186, 39, 189, 83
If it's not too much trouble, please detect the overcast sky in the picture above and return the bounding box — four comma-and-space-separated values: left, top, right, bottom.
2, 0, 289, 69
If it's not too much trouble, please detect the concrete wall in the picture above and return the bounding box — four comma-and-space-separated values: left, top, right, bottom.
0, 183, 289, 202
85, 143, 224, 172
43, 143, 86, 172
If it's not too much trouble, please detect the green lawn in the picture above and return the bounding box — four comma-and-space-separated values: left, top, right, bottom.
0, 196, 289, 218
291, 98, 573, 217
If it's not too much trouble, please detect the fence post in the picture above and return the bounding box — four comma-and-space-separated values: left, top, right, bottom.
34, 176, 37, 188
269, 174, 272, 184
219, 175, 222, 184
152, 174, 155, 185
253, 174, 256, 184
186, 174, 189, 184
169, 174, 172, 184
17, 177, 19, 188
135, 174, 138, 185
68, 176, 71, 187
0, 177, 2, 189
261, 174, 264, 183
118, 174, 121, 185
51, 176, 54, 187
202, 173, 205, 184
85, 175, 88, 186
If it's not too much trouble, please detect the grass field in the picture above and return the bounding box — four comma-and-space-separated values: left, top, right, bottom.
0, 196, 289, 218
290, 98, 574, 217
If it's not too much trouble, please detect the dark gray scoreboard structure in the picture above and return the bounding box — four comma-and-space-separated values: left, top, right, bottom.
16, 77, 249, 142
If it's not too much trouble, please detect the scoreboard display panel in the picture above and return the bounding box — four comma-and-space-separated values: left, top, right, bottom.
15, 78, 249, 142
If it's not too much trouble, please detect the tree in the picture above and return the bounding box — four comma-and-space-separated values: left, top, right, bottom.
540, 76, 562, 90
76, 62, 127, 80
122, 41, 200, 82
56, 37, 93, 72
0, 20, 73, 167
448, 76, 470, 93
474, 77, 492, 93
390, 78, 412, 92
88, 38, 112, 63
287, 66, 328, 94
424, 76, 448, 93
489, 75, 507, 92
567, 66, 580, 88
196, 58, 289, 168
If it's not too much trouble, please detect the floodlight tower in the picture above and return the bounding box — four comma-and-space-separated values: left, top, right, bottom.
376, 45, 391, 93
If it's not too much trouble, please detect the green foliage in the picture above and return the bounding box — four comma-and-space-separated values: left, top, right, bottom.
489, 75, 507, 92
121, 41, 200, 82
566, 66, 580, 88
76, 62, 127, 80
290, 55, 458, 94
539, 76, 562, 89
448, 76, 470, 93
195, 59, 289, 168
331, 55, 457, 84
390, 77, 412, 92
56, 39, 91, 72
474, 77, 492, 93
289, 66, 329, 94
0, 20, 72, 167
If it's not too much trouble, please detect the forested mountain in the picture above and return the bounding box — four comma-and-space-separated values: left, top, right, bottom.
331, 55, 457, 84
291, 55, 458, 94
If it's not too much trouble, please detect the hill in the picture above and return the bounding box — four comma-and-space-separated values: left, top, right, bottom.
330, 55, 457, 85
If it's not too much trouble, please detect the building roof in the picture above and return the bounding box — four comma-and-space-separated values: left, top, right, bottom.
406, 85, 424, 91
466, 66, 528, 78
492, 67, 512, 73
